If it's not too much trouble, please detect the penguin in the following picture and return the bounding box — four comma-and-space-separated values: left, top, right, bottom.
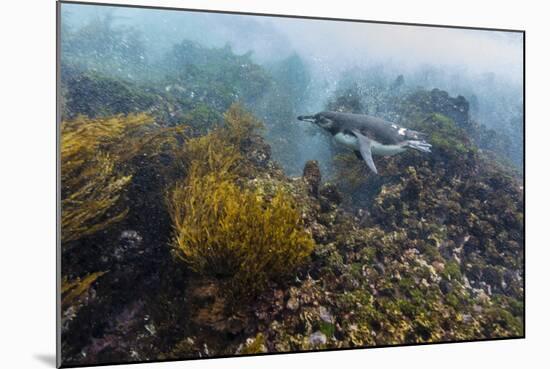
297, 111, 431, 174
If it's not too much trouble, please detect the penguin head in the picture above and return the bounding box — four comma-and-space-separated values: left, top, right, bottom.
297, 112, 335, 131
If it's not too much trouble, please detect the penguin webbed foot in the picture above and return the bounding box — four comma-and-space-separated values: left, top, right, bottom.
406, 140, 432, 153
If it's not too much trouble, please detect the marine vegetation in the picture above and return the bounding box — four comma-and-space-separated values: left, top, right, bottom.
168, 174, 314, 298
168, 105, 314, 299
60, 113, 190, 245
61, 271, 107, 308
60, 114, 152, 244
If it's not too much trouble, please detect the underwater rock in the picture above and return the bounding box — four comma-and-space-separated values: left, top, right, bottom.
184, 277, 250, 335
309, 221, 329, 244
237, 333, 268, 354
431, 261, 445, 274
439, 279, 452, 295
79, 299, 147, 365
61, 71, 157, 120
113, 230, 143, 262
242, 135, 271, 169
186, 279, 226, 327
318, 306, 334, 324
319, 183, 343, 212
60, 74, 524, 360
373, 262, 386, 276
107, 229, 162, 300
482, 266, 503, 289
61, 272, 104, 334
303, 160, 322, 197
287, 296, 300, 311
308, 331, 327, 346
405, 88, 470, 129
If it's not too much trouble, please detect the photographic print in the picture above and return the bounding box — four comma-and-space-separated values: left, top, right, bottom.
58, 1, 524, 366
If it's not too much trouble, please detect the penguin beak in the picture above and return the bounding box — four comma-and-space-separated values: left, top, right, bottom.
297, 115, 316, 123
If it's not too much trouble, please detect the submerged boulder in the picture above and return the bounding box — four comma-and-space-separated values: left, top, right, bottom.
303, 160, 322, 196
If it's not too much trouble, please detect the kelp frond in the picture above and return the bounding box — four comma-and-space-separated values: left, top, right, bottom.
61, 152, 131, 243
61, 112, 189, 244
61, 113, 153, 171
179, 130, 242, 180
61, 271, 107, 307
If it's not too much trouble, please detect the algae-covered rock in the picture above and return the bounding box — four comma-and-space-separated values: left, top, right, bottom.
303, 160, 322, 197
60, 74, 523, 363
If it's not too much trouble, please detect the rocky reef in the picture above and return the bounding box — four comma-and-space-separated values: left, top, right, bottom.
60, 100, 523, 366
59, 24, 523, 365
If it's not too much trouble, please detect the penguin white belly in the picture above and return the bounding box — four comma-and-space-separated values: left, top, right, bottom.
333, 132, 360, 150
333, 132, 406, 156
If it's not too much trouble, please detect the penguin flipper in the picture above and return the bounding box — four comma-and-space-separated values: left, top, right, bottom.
351, 129, 378, 174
